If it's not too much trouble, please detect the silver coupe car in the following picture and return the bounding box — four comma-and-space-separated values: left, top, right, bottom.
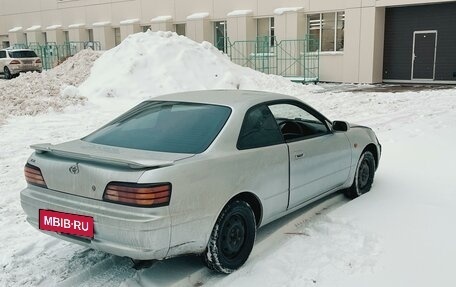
21, 90, 381, 273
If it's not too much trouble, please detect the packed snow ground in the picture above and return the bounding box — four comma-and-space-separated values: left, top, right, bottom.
1, 31, 456, 286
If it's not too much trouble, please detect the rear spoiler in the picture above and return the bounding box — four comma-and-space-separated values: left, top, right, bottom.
30, 143, 174, 169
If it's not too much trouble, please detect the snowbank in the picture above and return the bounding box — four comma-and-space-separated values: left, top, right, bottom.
78, 31, 317, 103
0, 49, 101, 124
1, 31, 319, 125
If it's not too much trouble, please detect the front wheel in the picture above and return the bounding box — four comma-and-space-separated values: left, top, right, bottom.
203, 200, 256, 273
344, 151, 376, 199
4, 67, 12, 79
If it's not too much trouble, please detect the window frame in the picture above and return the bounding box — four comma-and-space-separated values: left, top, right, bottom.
256, 17, 275, 47
307, 11, 345, 53
114, 27, 121, 46
214, 20, 227, 53
83, 100, 233, 154
237, 100, 333, 150
266, 100, 333, 143
175, 23, 186, 36
236, 103, 285, 150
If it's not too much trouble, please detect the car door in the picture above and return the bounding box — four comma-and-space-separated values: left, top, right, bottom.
268, 101, 352, 209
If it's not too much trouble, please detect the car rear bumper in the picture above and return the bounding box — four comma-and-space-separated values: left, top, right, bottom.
20, 186, 171, 260
9, 65, 42, 74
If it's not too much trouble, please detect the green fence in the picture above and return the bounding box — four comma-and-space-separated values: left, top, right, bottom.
221, 36, 319, 83
11, 41, 101, 70
226, 36, 277, 75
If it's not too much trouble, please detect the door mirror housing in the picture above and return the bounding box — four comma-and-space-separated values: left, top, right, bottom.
332, 121, 350, 132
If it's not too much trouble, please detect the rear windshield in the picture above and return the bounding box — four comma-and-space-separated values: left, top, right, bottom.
83, 101, 231, 154
8, 51, 38, 58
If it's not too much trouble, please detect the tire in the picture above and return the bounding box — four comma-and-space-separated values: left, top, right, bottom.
344, 151, 376, 199
203, 200, 256, 274
4, 67, 11, 80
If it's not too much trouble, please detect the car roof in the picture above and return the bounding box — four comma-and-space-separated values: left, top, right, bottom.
150, 90, 298, 108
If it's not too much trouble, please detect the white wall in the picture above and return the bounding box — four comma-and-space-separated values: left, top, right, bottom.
0, 0, 450, 82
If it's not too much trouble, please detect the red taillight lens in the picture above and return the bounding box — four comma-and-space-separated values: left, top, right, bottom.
35, 59, 42, 64
24, 164, 47, 188
10, 60, 20, 65
103, 182, 171, 207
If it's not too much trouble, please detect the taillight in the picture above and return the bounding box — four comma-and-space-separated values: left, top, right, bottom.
10, 60, 20, 65
24, 163, 47, 188
103, 182, 171, 207
35, 59, 42, 64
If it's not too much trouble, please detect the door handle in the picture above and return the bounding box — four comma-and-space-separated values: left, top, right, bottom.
295, 153, 305, 159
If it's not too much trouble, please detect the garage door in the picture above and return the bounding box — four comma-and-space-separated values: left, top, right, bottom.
383, 3, 456, 82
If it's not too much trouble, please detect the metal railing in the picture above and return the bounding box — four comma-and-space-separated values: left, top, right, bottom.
11, 41, 101, 70
221, 36, 319, 83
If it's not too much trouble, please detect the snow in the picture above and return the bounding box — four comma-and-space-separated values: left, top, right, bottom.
77, 31, 316, 106
25, 25, 41, 32
274, 7, 304, 15
150, 16, 173, 23
1, 31, 456, 286
0, 49, 101, 125
68, 23, 85, 28
92, 21, 111, 27
227, 10, 253, 17
120, 19, 140, 25
186, 12, 210, 20
46, 24, 62, 30
8, 26, 23, 32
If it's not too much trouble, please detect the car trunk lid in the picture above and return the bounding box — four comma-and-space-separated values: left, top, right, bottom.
29, 140, 193, 200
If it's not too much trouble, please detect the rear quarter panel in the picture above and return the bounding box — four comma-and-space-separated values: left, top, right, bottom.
138, 145, 289, 257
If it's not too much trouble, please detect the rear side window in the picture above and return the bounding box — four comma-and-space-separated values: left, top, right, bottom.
8, 51, 38, 58
237, 105, 284, 150
0, 51, 6, 58
83, 101, 231, 154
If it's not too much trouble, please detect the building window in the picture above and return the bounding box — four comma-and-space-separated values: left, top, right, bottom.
336, 12, 345, 51
88, 29, 94, 42
2, 41, 10, 49
257, 17, 275, 46
114, 28, 121, 46
64, 31, 69, 43
175, 24, 186, 36
307, 12, 344, 52
214, 21, 227, 53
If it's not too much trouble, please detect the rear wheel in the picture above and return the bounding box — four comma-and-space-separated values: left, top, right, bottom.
4, 67, 11, 79
344, 151, 376, 199
203, 200, 256, 273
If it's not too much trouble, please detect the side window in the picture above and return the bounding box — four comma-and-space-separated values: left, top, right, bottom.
237, 105, 284, 150
269, 103, 329, 141
0, 51, 6, 58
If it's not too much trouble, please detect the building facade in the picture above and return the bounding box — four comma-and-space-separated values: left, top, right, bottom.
1, 0, 455, 84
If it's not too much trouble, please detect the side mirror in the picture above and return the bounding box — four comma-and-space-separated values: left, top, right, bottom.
332, 121, 350, 132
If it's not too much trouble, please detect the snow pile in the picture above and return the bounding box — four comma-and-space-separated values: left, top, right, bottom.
78, 31, 317, 103
0, 49, 101, 125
